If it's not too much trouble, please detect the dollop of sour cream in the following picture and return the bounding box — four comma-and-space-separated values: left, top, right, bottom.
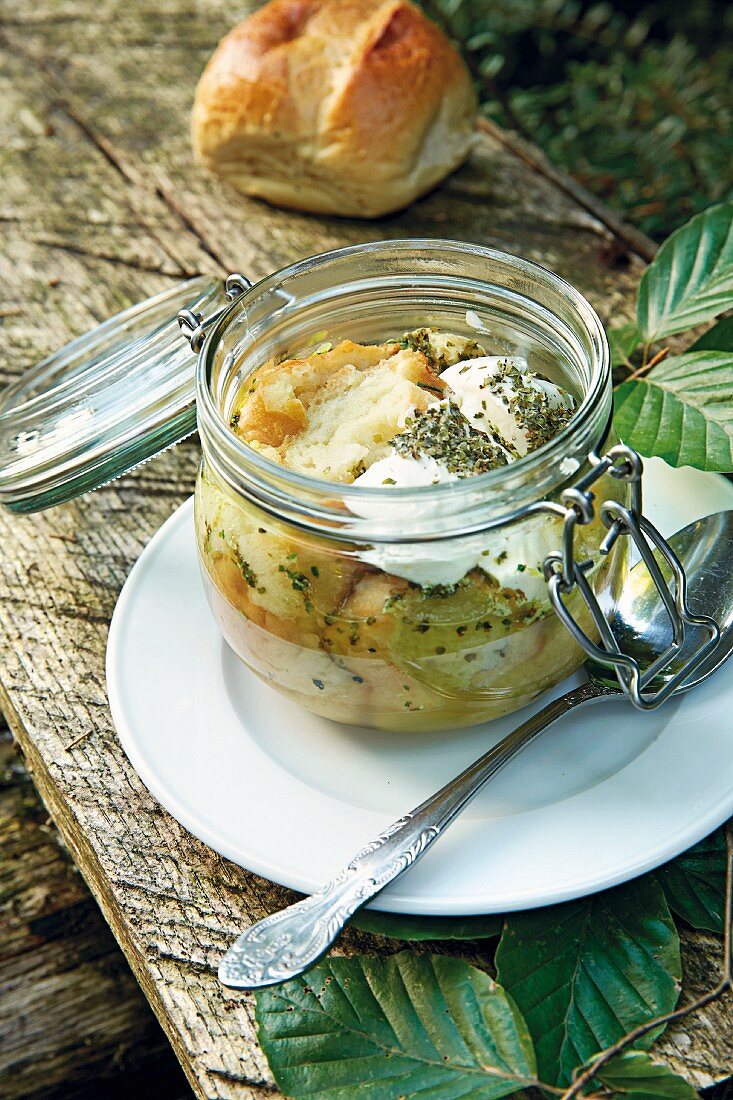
441, 357, 572, 457
351, 355, 574, 594
354, 451, 459, 490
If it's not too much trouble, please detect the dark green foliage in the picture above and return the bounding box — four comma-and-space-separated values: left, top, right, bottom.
494, 876, 681, 1087
351, 910, 503, 940
655, 828, 728, 933
417, 0, 732, 239
256, 952, 538, 1099
610, 200, 733, 470
591, 1051, 700, 1100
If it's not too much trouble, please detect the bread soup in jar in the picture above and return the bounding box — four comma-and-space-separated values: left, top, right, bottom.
195, 241, 627, 731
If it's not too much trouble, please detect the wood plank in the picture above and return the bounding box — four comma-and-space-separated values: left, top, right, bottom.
2, 0, 648, 297
0, 2, 729, 1096
0, 723, 193, 1100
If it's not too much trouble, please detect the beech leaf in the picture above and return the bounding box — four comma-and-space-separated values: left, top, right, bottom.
494, 877, 681, 1087
637, 201, 733, 341
655, 828, 727, 933
609, 322, 642, 368
613, 350, 733, 470
689, 314, 733, 353
351, 911, 503, 941
255, 951, 537, 1099
590, 1051, 699, 1100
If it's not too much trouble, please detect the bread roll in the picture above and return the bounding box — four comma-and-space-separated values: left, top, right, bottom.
192, 0, 477, 217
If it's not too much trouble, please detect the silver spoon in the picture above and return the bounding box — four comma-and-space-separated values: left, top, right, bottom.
219, 510, 733, 990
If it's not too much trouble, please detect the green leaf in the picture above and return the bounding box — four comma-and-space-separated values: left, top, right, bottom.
590, 1051, 699, 1100
494, 877, 681, 1088
351, 911, 503, 941
689, 314, 733, 353
255, 951, 537, 1099
609, 322, 642, 368
655, 828, 727, 933
613, 351, 733, 471
637, 201, 733, 341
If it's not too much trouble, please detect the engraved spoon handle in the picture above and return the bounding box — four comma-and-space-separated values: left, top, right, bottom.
219, 679, 611, 989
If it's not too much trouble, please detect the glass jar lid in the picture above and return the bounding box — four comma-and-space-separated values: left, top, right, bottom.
0, 276, 231, 512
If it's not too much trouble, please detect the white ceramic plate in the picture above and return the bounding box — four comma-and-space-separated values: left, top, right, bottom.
107, 459, 733, 915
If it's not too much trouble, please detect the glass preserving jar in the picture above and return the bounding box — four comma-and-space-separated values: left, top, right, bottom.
4, 239, 708, 731
193, 241, 628, 731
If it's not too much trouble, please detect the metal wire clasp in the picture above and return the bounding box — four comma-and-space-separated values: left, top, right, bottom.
543, 444, 719, 710
177, 274, 252, 352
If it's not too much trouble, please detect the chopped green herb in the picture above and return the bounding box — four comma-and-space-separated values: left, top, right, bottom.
397, 328, 486, 371
420, 581, 461, 599
383, 594, 403, 612
311, 565, 320, 577
312, 679, 324, 690
479, 360, 574, 451
233, 550, 258, 589
279, 564, 311, 598
393, 401, 508, 477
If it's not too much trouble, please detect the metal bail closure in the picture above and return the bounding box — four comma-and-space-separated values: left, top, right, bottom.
542, 444, 720, 710
178, 274, 252, 351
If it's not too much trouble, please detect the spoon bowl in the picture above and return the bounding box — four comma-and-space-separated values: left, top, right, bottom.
596, 511, 733, 692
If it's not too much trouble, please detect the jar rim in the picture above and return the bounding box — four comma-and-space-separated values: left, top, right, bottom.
197, 239, 610, 538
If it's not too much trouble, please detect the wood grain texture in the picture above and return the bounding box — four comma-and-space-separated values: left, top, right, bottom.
0, 1, 729, 1096
0, 723, 193, 1100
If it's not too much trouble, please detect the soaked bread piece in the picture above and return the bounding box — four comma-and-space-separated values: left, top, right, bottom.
234, 339, 444, 481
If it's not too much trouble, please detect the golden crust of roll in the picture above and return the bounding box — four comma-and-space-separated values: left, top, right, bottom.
191, 0, 477, 217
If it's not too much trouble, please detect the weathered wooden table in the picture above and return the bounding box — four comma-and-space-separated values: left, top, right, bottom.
1, 3, 731, 1097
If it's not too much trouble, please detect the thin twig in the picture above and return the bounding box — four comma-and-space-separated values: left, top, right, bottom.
626, 346, 670, 382
559, 822, 733, 1100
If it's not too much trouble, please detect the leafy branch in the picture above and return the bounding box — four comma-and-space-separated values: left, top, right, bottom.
561, 822, 733, 1100
254, 822, 731, 1099
611, 200, 733, 472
